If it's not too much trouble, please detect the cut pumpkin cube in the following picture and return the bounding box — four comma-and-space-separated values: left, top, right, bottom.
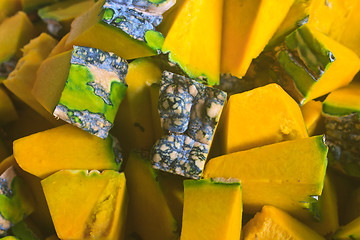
220, 83, 308, 154
4, 33, 58, 125
33, 45, 129, 139
203, 135, 328, 221
221, 0, 294, 79
162, 0, 223, 85
243, 205, 325, 240
301, 100, 323, 136
41, 170, 127, 240
124, 151, 178, 240
180, 179, 242, 240
151, 71, 227, 179
13, 124, 123, 179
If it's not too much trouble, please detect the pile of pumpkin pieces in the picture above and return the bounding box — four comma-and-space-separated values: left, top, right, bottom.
0, 0, 360, 239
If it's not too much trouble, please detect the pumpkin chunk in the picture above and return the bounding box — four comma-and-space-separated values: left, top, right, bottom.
301, 100, 323, 136
41, 170, 127, 240
13, 124, 123, 179
4, 33, 58, 125
124, 151, 178, 240
220, 83, 308, 154
180, 179, 242, 240
0, 87, 17, 126
162, 0, 223, 85
221, 0, 294, 79
0, 0, 21, 23
322, 82, 360, 177
33, 46, 128, 139
0, 166, 35, 235
203, 135, 328, 221
243, 205, 325, 240
333, 216, 360, 240
151, 71, 226, 179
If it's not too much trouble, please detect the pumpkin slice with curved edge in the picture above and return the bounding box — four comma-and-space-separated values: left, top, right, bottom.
33, 45, 129, 139
112, 57, 162, 156
0, 11, 36, 80
41, 170, 127, 240
13, 124, 123, 179
203, 135, 328, 221
333, 216, 360, 240
4, 33, 59, 126
124, 151, 178, 240
221, 0, 294, 79
162, 0, 224, 85
243, 205, 325, 240
0, 165, 35, 235
322, 82, 360, 177
38, 0, 95, 37
274, 24, 360, 105
180, 179, 242, 240
219, 83, 308, 155
301, 100, 323, 136
65, 0, 172, 60
0, 87, 17, 126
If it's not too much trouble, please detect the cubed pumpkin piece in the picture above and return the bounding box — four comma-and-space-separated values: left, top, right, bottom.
0, 11, 36, 80
333, 216, 360, 240
38, 0, 95, 37
221, 0, 294, 79
203, 135, 328, 221
41, 170, 127, 240
275, 24, 360, 104
301, 100, 323, 136
33, 46, 128, 139
4, 33, 58, 125
162, 0, 223, 85
13, 124, 123, 178
124, 151, 178, 240
180, 179, 242, 240
243, 205, 325, 240
0, 166, 35, 235
322, 82, 360, 177
112, 58, 162, 154
65, 0, 171, 60
151, 71, 227, 179
220, 83, 308, 154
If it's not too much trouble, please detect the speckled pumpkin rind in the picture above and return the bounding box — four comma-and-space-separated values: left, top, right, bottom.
53, 46, 128, 139
0, 166, 34, 235
151, 71, 227, 179
101, 0, 165, 51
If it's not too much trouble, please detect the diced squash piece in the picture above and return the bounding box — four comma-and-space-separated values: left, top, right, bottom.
48, 33, 71, 57
0, 0, 21, 23
322, 82, 360, 177
65, 0, 162, 60
162, 0, 223, 85
203, 135, 328, 221
4, 33, 58, 125
21, 0, 66, 12
333, 216, 360, 240
220, 83, 308, 154
157, 0, 187, 37
0, 87, 17, 125
38, 0, 95, 37
243, 205, 325, 240
124, 151, 178, 240
151, 71, 227, 179
42, 170, 127, 240
275, 24, 360, 104
304, 175, 339, 237
0, 11, 36, 79
13, 124, 123, 179
221, 0, 294, 79
33, 46, 128, 139
301, 100, 323, 136
180, 179, 242, 240
0, 166, 35, 235
112, 58, 162, 154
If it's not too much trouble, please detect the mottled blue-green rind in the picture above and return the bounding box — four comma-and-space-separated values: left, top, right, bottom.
151, 71, 227, 179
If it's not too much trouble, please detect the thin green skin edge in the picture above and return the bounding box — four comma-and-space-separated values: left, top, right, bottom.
144, 30, 164, 51
58, 64, 127, 124
0, 177, 33, 225
323, 103, 360, 118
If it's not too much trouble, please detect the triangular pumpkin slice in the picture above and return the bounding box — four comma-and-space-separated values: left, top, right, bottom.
41, 170, 127, 240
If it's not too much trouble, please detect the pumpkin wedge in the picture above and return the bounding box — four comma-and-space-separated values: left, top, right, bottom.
203, 135, 328, 221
